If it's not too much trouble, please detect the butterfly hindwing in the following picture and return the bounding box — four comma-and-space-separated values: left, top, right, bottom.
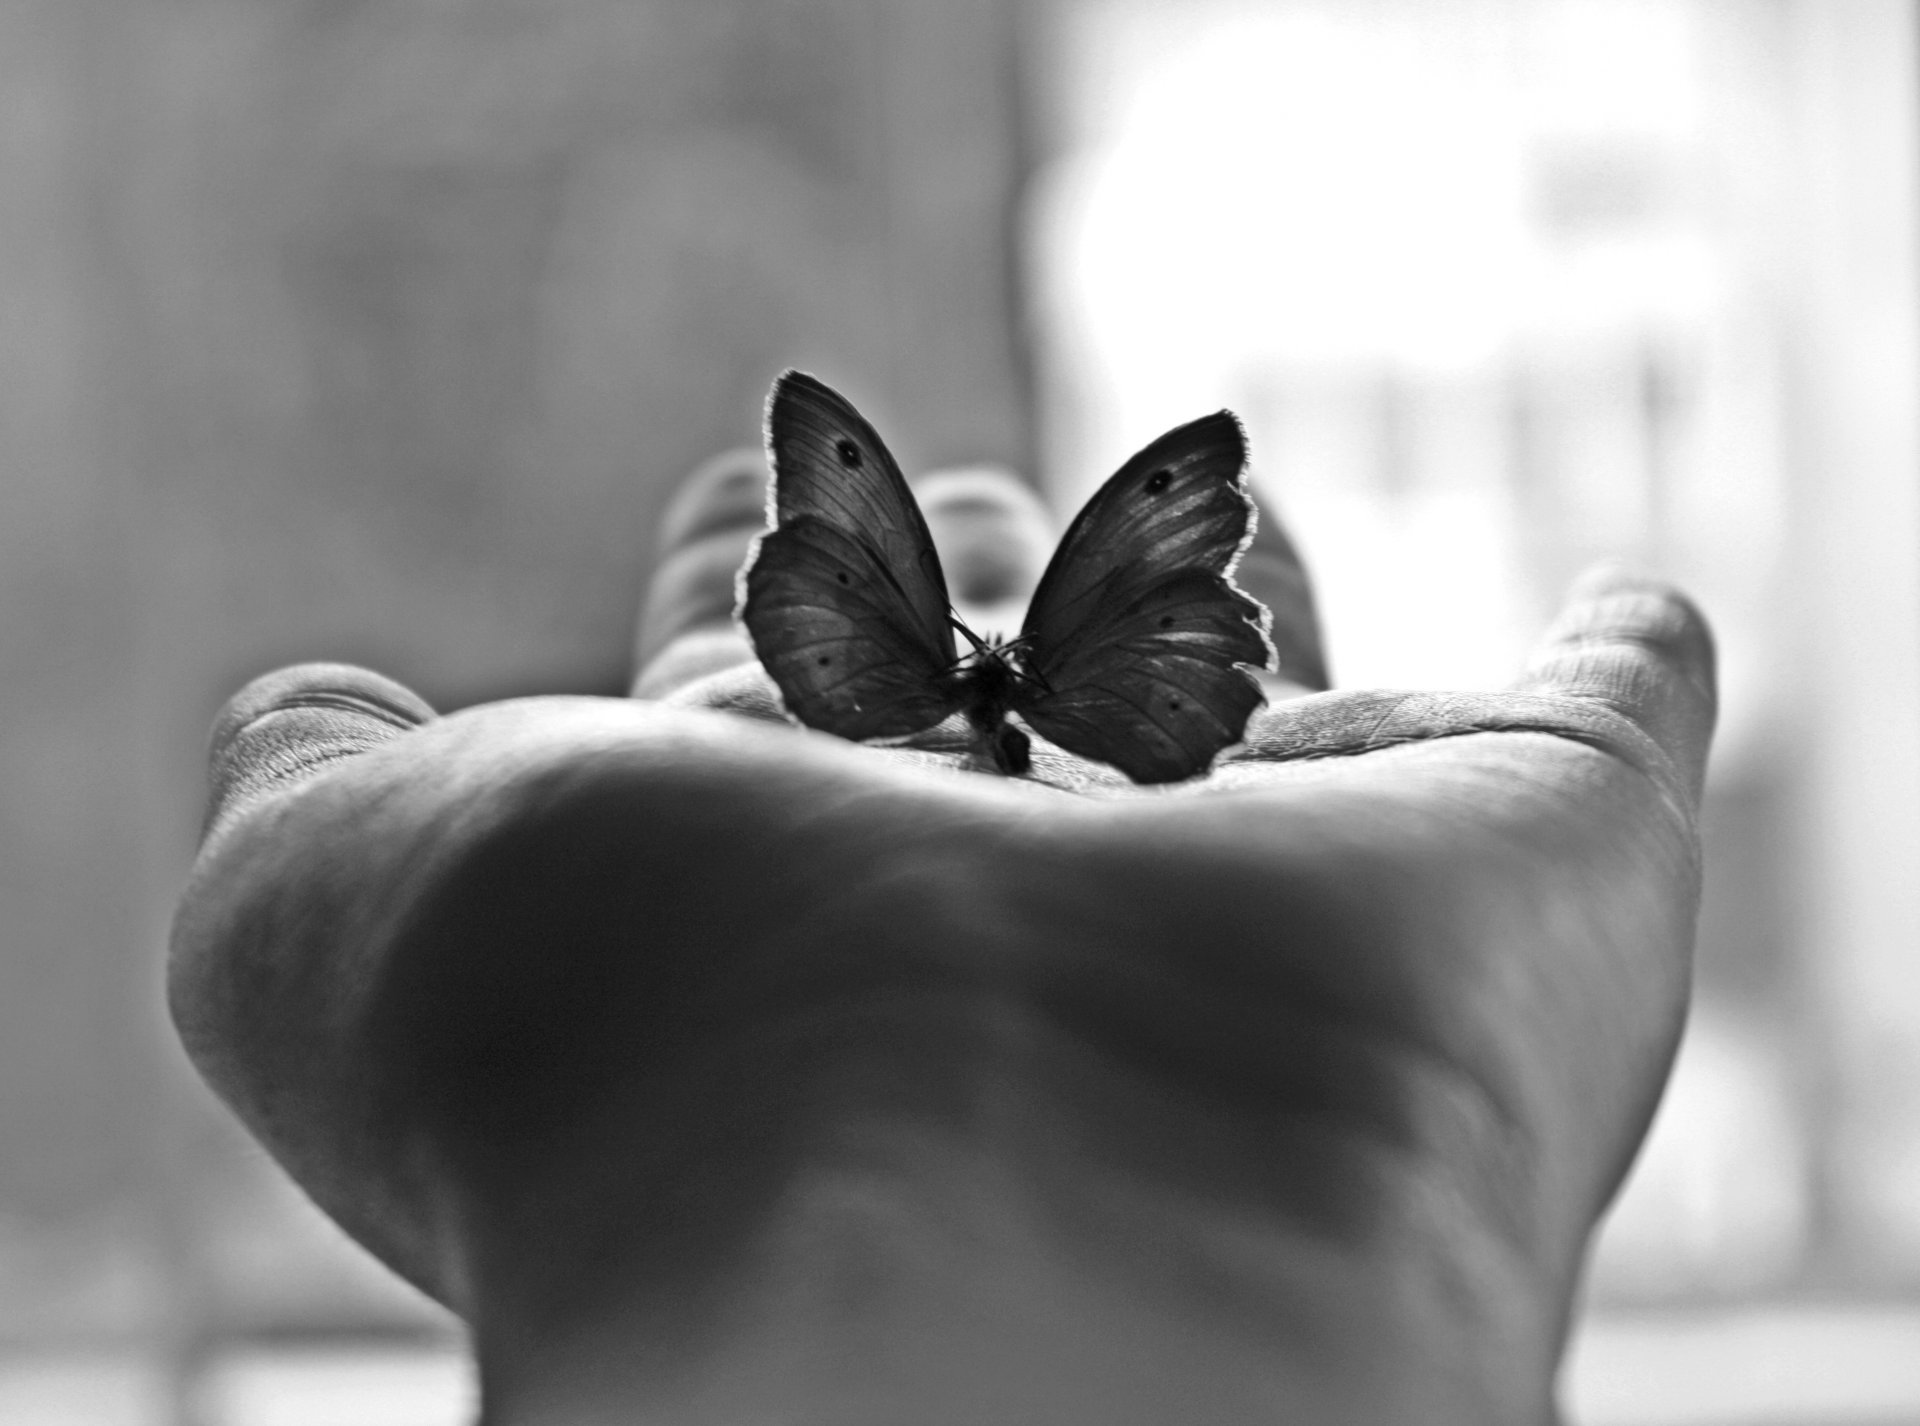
1009, 567, 1270, 782
1013, 413, 1274, 783
739, 372, 963, 740
743, 515, 964, 739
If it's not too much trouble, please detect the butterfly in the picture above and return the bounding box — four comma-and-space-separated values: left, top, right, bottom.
736, 371, 1275, 784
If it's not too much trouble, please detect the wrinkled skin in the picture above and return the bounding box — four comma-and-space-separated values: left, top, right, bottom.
170, 451, 1714, 1426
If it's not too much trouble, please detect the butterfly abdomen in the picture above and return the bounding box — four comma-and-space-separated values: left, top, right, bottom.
942, 639, 1034, 776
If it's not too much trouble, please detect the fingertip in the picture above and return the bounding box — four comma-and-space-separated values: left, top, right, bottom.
652, 447, 769, 555
210, 662, 434, 756
633, 448, 771, 690
913, 467, 1055, 632
1520, 565, 1718, 802
205, 663, 436, 841
1240, 487, 1330, 692
1540, 564, 1717, 702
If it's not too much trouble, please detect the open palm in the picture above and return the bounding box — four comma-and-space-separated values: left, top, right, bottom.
172, 449, 1714, 1425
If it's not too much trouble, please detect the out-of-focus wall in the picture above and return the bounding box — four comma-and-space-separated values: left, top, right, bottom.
0, 0, 1033, 1346
1031, 0, 1920, 1308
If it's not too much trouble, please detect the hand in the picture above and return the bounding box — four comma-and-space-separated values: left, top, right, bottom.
170, 449, 1715, 1425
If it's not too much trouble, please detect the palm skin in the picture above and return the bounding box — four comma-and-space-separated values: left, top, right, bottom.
170, 453, 1713, 1426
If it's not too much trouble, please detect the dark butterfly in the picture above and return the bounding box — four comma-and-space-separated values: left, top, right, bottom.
736, 371, 1275, 784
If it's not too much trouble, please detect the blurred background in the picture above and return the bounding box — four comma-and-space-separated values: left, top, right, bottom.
2, 0, 1918, 1422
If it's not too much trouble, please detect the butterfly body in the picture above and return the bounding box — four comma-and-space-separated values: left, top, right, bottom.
739, 372, 1275, 784
939, 634, 1036, 775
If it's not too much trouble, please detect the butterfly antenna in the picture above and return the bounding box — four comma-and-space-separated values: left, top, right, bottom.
949, 614, 991, 654
996, 635, 1054, 696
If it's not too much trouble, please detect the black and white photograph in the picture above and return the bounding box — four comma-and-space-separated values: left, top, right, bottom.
1, 2, 1917, 1422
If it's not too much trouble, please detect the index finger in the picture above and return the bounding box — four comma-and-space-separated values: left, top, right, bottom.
1239, 489, 1331, 696
1514, 565, 1718, 806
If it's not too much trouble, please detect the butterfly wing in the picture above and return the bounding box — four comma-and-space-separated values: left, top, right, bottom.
1013, 413, 1275, 783
738, 371, 964, 740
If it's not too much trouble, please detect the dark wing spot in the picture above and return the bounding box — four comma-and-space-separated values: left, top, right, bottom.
1158, 614, 1175, 628
818, 655, 832, 666
835, 438, 863, 468
1168, 699, 1182, 712
1145, 468, 1172, 494
836, 571, 851, 585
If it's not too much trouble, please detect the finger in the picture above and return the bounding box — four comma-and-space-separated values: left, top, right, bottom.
631, 448, 767, 699
911, 467, 1056, 635
204, 662, 435, 844
1514, 564, 1717, 805
1239, 485, 1330, 694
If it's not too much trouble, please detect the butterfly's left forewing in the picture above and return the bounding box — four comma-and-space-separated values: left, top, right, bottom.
739, 372, 965, 741
762, 371, 955, 659
1013, 413, 1274, 783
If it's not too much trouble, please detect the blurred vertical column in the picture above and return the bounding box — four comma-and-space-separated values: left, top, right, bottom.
1034, 0, 1920, 1305
37, 0, 1039, 1413
1778, 0, 1920, 1277
0, 0, 181, 1364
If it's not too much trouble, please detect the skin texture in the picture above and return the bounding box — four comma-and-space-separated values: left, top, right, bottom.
170, 450, 1715, 1426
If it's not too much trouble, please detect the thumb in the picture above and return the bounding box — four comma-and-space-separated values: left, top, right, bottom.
1514, 565, 1717, 808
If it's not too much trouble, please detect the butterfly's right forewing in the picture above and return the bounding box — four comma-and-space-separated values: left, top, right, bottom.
739, 372, 964, 739
1013, 413, 1273, 783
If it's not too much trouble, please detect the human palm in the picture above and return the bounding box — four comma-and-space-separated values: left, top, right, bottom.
171, 451, 1714, 1425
